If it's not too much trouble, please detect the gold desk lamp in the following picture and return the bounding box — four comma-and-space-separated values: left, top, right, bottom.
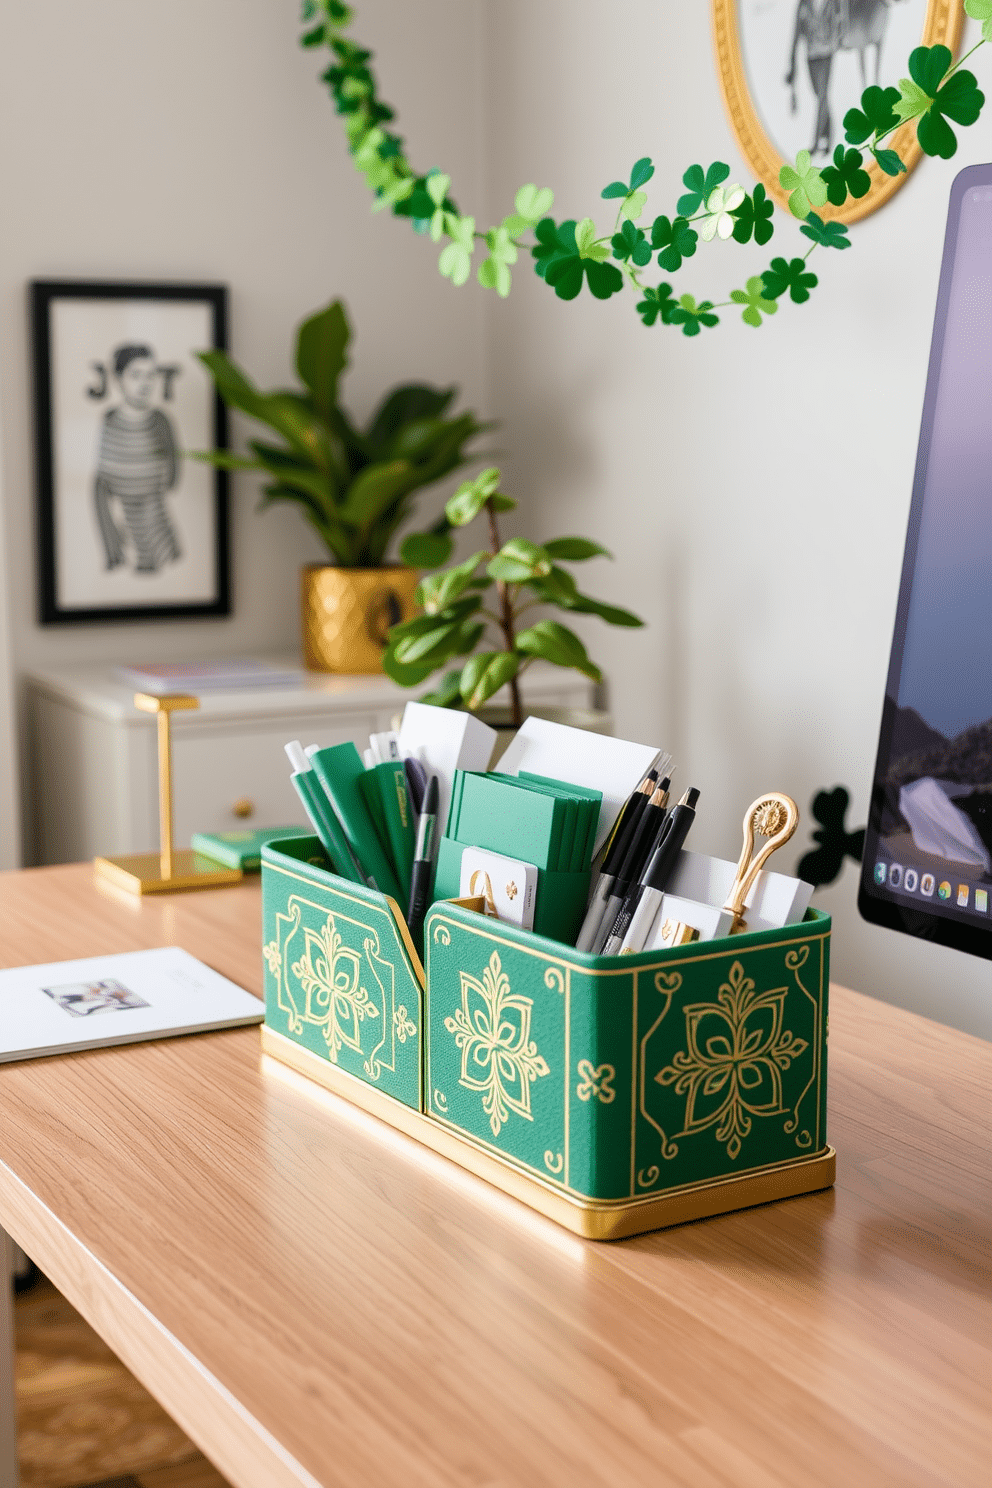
94, 693, 243, 895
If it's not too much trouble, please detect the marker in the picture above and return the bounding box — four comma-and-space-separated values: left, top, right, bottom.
575, 772, 659, 952
285, 741, 367, 885
613, 787, 701, 955
590, 778, 672, 955
407, 774, 440, 943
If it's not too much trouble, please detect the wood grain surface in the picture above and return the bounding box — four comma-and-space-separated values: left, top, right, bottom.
1, 865, 990, 1488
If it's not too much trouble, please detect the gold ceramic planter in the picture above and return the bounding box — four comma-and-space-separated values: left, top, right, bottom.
301, 564, 419, 675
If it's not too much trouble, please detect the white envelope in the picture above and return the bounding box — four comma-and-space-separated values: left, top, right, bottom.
398, 702, 497, 836
665, 850, 813, 932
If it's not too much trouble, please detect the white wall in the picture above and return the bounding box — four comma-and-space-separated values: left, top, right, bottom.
0, 0, 489, 861
484, 4, 992, 1039
0, 442, 19, 869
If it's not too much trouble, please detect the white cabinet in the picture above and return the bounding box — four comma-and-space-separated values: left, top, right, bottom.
24, 662, 595, 865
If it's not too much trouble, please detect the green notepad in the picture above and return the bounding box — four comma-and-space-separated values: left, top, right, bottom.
432, 837, 590, 945
359, 762, 416, 902
190, 826, 310, 872
453, 772, 568, 871
519, 772, 603, 871
308, 743, 402, 902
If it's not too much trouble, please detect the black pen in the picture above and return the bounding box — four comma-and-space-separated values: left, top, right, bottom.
590, 777, 671, 955
611, 787, 701, 955
406, 774, 439, 944
576, 771, 659, 952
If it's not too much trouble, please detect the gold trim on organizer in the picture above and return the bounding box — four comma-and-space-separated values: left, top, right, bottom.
711, 0, 963, 224
261, 1028, 835, 1241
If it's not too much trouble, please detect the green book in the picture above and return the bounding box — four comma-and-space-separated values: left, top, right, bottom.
366, 761, 416, 902
308, 743, 402, 902
190, 826, 309, 872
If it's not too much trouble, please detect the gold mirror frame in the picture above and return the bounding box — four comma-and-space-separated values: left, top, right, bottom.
712, 1, 964, 224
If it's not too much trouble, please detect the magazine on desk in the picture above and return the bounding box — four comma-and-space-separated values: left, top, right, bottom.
0, 946, 263, 1063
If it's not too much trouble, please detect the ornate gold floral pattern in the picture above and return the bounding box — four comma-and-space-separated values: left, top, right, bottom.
656, 960, 808, 1160
576, 1060, 616, 1104
444, 950, 550, 1136
262, 940, 281, 977
290, 917, 379, 1062
394, 1004, 416, 1042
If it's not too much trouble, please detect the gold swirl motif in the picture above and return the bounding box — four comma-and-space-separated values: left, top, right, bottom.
393, 1004, 416, 1042
655, 970, 683, 996
433, 923, 451, 947
433, 1089, 448, 1113
785, 945, 810, 973
657, 960, 807, 1161
290, 916, 379, 1063
262, 940, 281, 977
544, 1151, 564, 1175
544, 965, 566, 996
444, 951, 550, 1137
637, 1166, 661, 1189
576, 1060, 616, 1104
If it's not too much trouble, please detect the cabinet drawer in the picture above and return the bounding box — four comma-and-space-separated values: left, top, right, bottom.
172, 715, 378, 844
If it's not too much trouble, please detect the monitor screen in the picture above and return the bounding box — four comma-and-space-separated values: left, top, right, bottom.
860, 165, 992, 958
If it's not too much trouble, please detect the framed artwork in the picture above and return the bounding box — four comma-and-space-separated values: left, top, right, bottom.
32, 280, 230, 625
712, 1, 964, 223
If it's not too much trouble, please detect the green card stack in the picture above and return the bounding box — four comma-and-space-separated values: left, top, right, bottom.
433, 770, 602, 943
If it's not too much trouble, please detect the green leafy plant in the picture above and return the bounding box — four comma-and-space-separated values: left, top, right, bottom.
385, 468, 643, 725
193, 299, 489, 568
300, 3, 989, 335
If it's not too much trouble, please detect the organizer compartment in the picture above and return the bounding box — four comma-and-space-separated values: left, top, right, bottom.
261, 837, 423, 1110
424, 902, 830, 1203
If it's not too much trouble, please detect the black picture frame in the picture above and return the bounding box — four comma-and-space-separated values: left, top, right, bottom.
31, 279, 230, 625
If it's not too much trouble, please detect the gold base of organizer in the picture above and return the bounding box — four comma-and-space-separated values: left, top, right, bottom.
94, 850, 243, 896
261, 1027, 836, 1241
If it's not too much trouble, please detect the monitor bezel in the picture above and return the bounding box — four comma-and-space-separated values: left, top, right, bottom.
858, 162, 992, 959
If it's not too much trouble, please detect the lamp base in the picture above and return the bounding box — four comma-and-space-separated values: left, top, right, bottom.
93, 849, 243, 896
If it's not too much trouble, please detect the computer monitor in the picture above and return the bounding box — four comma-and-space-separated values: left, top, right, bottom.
860, 164, 992, 960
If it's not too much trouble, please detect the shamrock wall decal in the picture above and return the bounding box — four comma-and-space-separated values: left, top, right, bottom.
797, 787, 865, 889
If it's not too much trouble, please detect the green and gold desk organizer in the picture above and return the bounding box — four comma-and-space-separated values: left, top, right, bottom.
261, 835, 834, 1240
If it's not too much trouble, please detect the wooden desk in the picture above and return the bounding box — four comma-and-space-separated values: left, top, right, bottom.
1, 866, 990, 1488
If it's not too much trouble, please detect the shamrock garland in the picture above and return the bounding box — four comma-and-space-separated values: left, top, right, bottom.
303, 0, 989, 335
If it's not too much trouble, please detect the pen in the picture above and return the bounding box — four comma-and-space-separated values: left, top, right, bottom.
407, 774, 439, 942
575, 771, 658, 953
614, 787, 701, 955
590, 777, 671, 955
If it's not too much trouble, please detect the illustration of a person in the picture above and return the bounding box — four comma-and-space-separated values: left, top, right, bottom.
94, 344, 181, 573
786, 0, 845, 156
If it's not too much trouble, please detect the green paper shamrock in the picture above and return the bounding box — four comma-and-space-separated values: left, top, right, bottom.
799, 212, 851, 251
478, 226, 518, 297
438, 215, 476, 286
872, 147, 907, 177
821, 146, 871, 206
699, 184, 746, 241
729, 276, 778, 328
601, 157, 654, 220
650, 215, 698, 272
575, 218, 612, 262
668, 294, 719, 337
965, 0, 992, 44
636, 284, 676, 326
761, 256, 818, 304
779, 150, 828, 219
611, 220, 652, 266
427, 171, 452, 242
895, 46, 984, 158
844, 85, 901, 145
532, 219, 623, 301
502, 182, 555, 237
730, 184, 775, 246
677, 161, 730, 217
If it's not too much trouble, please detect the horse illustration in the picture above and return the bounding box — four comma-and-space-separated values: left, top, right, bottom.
786, 1, 907, 156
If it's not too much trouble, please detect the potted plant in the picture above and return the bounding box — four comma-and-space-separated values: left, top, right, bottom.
194, 299, 489, 673
385, 467, 643, 729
